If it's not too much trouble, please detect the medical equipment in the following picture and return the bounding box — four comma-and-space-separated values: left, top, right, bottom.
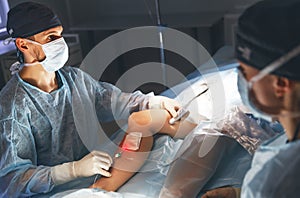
112, 132, 143, 161
114, 151, 124, 159
122, 132, 142, 151
113, 132, 142, 160
168, 107, 190, 125
169, 85, 208, 125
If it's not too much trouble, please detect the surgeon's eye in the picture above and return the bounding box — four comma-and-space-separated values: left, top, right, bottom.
47, 35, 61, 42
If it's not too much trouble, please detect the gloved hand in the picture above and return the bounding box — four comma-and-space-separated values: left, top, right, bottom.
149, 96, 181, 118
51, 150, 113, 185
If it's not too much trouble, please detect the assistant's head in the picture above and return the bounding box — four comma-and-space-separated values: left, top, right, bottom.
6, 1, 68, 73
235, 0, 300, 124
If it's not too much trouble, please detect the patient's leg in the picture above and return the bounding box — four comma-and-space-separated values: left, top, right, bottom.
91, 109, 196, 191
90, 109, 171, 191
91, 133, 154, 191
160, 135, 235, 198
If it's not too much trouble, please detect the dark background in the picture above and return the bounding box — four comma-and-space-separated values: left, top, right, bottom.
1, 0, 260, 93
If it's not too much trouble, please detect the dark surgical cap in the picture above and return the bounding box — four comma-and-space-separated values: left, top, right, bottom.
236, 0, 300, 81
6, 1, 61, 38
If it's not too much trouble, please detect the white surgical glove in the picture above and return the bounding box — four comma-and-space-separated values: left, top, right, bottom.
149, 96, 181, 118
51, 150, 113, 185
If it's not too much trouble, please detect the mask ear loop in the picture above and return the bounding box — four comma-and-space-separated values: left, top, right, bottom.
24, 38, 43, 46
6, 38, 43, 74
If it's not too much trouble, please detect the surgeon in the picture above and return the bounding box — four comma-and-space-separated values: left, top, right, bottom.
202, 0, 300, 197
0, 2, 180, 197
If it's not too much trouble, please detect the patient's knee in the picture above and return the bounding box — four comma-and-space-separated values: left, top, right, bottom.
128, 110, 169, 134
129, 111, 152, 127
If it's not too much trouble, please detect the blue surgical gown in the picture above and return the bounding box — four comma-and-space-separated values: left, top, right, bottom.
241, 133, 300, 198
0, 66, 151, 197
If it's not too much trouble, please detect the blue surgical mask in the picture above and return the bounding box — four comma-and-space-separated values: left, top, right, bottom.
237, 70, 273, 122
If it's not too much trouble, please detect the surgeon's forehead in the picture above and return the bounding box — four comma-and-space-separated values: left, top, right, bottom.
42, 26, 63, 35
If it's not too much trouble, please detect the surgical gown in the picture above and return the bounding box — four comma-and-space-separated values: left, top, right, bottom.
241, 133, 300, 198
0, 66, 152, 197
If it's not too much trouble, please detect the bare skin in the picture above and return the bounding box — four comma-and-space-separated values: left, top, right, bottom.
15, 26, 64, 93
90, 109, 196, 191
201, 187, 239, 198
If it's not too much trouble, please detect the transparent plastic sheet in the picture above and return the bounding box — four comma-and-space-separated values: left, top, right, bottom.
115, 135, 183, 197
159, 126, 252, 198
48, 63, 285, 197
80, 71, 238, 198
50, 68, 257, 197
51, 188, 148, 198
217, 106, 284, 155
50, 107, 284, 198
159, 107, 284, 197
115, 67, 243, 197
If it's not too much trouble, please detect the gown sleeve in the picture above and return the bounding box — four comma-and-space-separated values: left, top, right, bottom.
0, 118, 54, 197
73, 68, 152, 122
95, 81, 153, 122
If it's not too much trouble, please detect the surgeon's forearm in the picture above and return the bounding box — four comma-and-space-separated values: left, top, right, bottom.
91, 135, 153, 191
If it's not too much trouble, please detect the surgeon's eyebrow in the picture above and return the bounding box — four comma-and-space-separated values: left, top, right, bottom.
43, 30, 61, 35
43, 27, 63, 35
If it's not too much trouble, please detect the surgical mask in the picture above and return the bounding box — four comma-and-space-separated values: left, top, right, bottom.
237, 44, 300, 123
237, 70, 273, 122
25, 37, 69, 72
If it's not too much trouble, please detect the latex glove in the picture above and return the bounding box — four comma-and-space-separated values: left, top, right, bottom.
149, 96, 181, 118
51, 150, 113, 185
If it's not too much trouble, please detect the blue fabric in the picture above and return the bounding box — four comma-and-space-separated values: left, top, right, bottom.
0, 66, 150, 197
241, 133, 300, 198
